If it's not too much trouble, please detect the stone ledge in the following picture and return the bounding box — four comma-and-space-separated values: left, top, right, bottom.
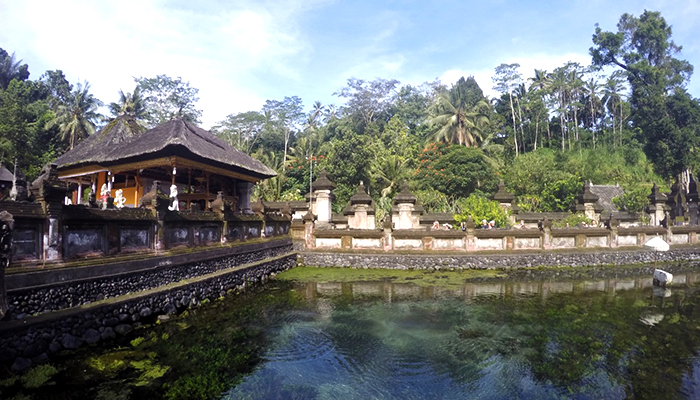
299, 248, 700, 270
6, 238, 292, 291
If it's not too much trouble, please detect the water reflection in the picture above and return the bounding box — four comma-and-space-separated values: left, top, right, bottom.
301, 271, 700, 303
226, 270, 700, 400
10, 268, 700, 400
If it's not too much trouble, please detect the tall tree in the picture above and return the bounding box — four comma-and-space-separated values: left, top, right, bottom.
429, 77, 490, 147
40, 70, 73, 108
0, 48, 29, 90
134, 75, 203, 127
601, 71, 628, 146
46, 81, 103, 150
334, 77, 399, 131
213, 111, 266, 154
591, 10, 695, 177
108, 87, 147, 122
493, 63, 523, 155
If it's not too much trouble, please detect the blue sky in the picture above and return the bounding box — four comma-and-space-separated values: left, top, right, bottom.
1, 0, 699, 128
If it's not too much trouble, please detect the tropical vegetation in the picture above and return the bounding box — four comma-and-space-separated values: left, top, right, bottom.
0, 10, 696, 221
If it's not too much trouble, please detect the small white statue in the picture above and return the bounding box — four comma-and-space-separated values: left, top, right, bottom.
100, 183, 110, 202
114, 189, 126, 209
168, 184, 179, 211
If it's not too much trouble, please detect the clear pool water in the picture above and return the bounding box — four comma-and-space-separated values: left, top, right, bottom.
4, 266, 700, 400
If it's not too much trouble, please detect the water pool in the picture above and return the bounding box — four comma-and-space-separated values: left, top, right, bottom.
3, 265, 700, 400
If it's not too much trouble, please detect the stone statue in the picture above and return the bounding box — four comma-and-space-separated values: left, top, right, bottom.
100, 183, 110, 201
114, 189, 127, 209
168, 184, 179, 211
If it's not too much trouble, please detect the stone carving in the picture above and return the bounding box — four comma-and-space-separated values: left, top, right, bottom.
100, 183, 110, 209
0, 210, 14, 319
100, 183, 110, 201
114, 189, 127, 209
168, 184, 179, 211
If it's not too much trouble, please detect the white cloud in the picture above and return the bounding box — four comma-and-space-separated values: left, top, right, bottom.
0, 0, 327, 127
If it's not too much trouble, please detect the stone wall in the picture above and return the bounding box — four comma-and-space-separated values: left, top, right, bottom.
0, 251, 296, 373
5, 241, 292, 320
299, 248, 700, 270
306, 224, 690, 253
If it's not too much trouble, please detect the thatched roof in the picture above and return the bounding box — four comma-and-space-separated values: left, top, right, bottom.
54, 118, 276, 180
589, 184, 624, 212
0, 165, 13, 183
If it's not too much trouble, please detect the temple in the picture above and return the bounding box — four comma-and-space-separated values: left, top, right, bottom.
55, 117, 275, 212
1, 117, 288, 264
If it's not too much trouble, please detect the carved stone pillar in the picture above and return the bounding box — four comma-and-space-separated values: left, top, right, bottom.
31, 164, 68, 261
303, 210, 316, 249
392, 183, 423, 229
236, 181, 254, 215
0, 211, 13, 319
465, 217, 476, 251
311, 170, 335, 227
539, 218, 552, 249
688, 175, 698, 225
492, 180, 517, 225
609, 217, 619, 248
575, 182, 603, 222
383, 214, 393, 251
345, 182, 375, 229
645, 183, 669, 226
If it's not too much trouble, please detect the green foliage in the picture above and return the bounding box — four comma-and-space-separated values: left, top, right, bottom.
612, 184, 650, 213
504, 149, 563, 197
591, 10, 697, 178
552, 213, 593, 228
21, 364, 58, 389
541, 175, 582, 212
429, 76, 492, 147
134, 75, 202, 127
415, 142, 498, 199
413, 188, 452, 213
453, 195, 509, 228
45, 80, 103, 150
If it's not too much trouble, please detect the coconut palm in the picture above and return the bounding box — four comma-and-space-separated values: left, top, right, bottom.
309, 101, 326, 127
602, 71, 627, 146
583, 76, 603, 148
108, 87, 147, 121
370, 154, 410, 197
324, 104, 340, 123
429, 91, 490, 147
0, 50, 29, 89
47, 81, 103, 150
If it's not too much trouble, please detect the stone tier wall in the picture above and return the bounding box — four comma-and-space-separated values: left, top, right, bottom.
299, 248, 700, 270
6, 241, 292, 320
308, 225, 694, 252
0, 252, 296, 373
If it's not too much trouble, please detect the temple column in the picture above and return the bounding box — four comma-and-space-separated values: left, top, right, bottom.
0, 211, 14, 319
236, 181, 254, 214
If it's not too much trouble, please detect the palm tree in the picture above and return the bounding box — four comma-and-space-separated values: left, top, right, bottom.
108, 87, 147, 121
324, 104, 340, 123
309, 101, 326, 127
47, 81, 103, 150
602, 71, 627, 147
429, 91, 490, 147
0, 50, 29, 89
583, 75, 603, 148
370, 154, 410, 197
252, 149, 283, 201
528, 69, 551, 144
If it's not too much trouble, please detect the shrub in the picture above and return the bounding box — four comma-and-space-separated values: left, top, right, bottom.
454, 195, 509, 228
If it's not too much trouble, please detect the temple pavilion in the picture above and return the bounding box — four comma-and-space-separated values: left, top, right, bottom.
53, 117, 275, 211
